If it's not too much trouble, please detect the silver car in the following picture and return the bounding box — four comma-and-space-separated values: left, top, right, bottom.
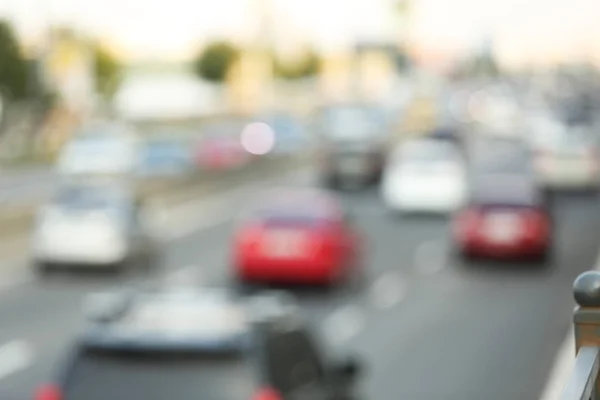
31, 184, 159, 275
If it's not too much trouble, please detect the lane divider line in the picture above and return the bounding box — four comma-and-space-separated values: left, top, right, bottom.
414, 240, 447, 275
323, 305, 365, 344
0, 340, 34, 381
368, 271, 407, 309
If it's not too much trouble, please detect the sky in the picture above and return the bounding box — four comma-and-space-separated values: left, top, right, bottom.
1, 0, 600, 66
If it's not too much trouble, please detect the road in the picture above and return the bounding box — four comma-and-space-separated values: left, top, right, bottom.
0, 166, 597, 400
0, 168, 57, 205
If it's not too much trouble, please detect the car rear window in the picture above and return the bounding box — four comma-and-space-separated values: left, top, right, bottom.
471, 140, 531, 175
257, 210, 333, 227
63, 350, 256, 400
51, 188, 126, 212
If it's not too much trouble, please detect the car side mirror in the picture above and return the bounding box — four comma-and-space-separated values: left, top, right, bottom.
333, 356, 362, 382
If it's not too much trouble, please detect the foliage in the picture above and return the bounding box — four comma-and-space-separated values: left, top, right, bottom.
0, 20, 29, 101
93, 43, 123, 100
273, 49, 320, 80
192, 41, 241, 83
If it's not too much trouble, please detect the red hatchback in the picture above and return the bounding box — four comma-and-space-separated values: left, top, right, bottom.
232, 190, 362, 287
453, 204, 552, 261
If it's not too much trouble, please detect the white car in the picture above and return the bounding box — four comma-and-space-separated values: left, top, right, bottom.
381, 139, 467, 213
57, 124, 141, 177
530, 123, 600, 190
31, 184, 158, 275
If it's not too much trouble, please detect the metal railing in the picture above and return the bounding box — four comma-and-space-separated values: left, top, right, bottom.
561, 271, 600, 399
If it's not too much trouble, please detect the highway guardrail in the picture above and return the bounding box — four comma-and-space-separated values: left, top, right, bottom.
0, 153, 306, 241
560, 270, 600, 399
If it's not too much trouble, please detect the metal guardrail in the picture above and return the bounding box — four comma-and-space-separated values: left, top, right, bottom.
561, 271, 600, 399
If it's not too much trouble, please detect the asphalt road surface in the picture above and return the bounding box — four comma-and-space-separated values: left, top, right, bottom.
0, 168, 57, 205
0, 167, 597, 400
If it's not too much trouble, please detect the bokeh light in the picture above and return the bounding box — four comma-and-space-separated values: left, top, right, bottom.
240, 122, 275, 155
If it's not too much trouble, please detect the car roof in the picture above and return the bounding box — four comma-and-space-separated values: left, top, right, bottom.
254, 189, 342, 219
469, 174, 541, 206
81, 288, 251, 352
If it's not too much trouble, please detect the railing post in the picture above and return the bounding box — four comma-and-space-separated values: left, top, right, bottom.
573, 271, 600, 399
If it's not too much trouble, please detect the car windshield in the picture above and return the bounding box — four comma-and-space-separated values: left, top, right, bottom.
252, 204, 333, 226
63, 351, 256, 400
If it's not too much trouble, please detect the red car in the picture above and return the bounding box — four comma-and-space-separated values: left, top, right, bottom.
452, 177, 553, 262
232, 189, 363, 287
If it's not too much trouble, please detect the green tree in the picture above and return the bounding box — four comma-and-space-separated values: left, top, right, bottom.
273, 49, 320, 80
93, 43, 123, 100
0, 20, 28, 101
192, 41, 241, 83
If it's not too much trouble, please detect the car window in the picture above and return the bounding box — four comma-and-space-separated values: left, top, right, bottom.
264, 329, 326, 395
394, 141, 458, 165
63, 350, 256, 400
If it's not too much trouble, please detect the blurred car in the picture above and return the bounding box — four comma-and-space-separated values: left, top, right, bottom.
256, 112, 311, 156
381, 139, 467, 214
193, 120, 250, 170
57, 123, 141, 177
137, 134, 192, 177
530, 123, 600, 191
232, 189, 363, 288
314, 103, 389, 189
452, 139, 553, 262
34, 287, 363, 400
31, 183, 159, 275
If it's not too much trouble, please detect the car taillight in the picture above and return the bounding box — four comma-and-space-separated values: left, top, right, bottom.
252, 387, 282, 400
454, 208, 481, 239
34, 384, 62, 400
521, 209, 549, 236
238, 225, 263, 248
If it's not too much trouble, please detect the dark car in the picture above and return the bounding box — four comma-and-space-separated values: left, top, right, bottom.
314, 103, 389, 189
34, 288, 363, 400
452, 138, 554, 262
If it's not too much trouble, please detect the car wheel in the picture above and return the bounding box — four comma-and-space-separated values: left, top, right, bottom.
536, 245, 554, 267
34, 261, 52, 278
142, 248, 161, 273
450, 247, 472, 266
345, 266, 366, 293
232, 276, 259, 295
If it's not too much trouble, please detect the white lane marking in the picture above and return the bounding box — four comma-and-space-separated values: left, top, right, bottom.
163, 265, 203, 286
414, 240, 447, 275
0, 340, 33, 381
538, 330, 575, 400
368, 271, 407, 309
323, 305, 365, 344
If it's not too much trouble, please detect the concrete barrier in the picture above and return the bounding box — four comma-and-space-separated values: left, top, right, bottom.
0, 154, 305, 241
